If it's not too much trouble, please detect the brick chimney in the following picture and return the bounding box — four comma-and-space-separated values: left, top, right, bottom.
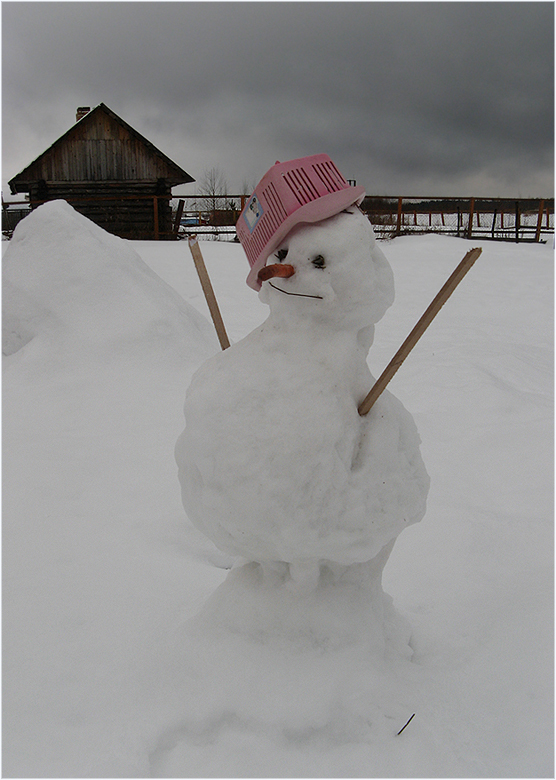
76, 107, 91, 122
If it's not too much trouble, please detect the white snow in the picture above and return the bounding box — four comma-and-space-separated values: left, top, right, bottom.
3, 200, 553, 777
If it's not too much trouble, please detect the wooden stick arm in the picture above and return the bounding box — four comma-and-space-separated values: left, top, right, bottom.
188, 235, 231, 351
358, 247, 482, 416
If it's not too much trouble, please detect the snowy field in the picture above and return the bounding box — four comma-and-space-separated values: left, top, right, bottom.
3, 201, 553, 777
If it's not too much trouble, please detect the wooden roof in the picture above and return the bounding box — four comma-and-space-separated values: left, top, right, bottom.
9, 103, 194, 193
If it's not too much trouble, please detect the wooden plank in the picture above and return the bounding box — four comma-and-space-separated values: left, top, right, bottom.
173, 199, 185, 233
535, 199, 545, 242
188, 236, 230, 350
396, 197, 403, 235
153, 197, 159, 240
467, 197, 475, 239
358, 247, 482, 416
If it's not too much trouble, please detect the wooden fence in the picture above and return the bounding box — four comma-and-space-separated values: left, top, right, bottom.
3, 194, 554, 243
168, 195, 554, 243
361, 196, 554, 243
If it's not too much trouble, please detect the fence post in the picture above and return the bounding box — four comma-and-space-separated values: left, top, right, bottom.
467, 198, 475, 239
535, 199, 545, 242
173, 199, 185, 234
515, 201, 520, 243
396, 197, 403, 235
491, 208, 497, 239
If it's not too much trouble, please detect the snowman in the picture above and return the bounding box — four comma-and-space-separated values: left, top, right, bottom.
175, 155, 429, 592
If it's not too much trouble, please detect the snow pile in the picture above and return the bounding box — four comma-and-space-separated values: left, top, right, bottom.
2, 211, 553, 777
145, 562, 424, 778
2, 203, 222, 777
2, 199, 217, 365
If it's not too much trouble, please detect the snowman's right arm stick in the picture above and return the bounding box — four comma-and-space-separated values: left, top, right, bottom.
358, 247, 482, 416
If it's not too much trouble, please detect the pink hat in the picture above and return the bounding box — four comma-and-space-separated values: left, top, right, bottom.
237, 154, 365, 290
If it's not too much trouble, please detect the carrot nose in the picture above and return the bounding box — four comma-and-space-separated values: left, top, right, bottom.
258, 263, 295, 282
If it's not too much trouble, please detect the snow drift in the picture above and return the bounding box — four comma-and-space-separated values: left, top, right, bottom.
2, 199, 217, 365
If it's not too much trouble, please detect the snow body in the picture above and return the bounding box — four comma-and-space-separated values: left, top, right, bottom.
176, 208, 429, 572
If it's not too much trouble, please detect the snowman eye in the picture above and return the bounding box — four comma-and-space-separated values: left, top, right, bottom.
312, 254, 326, 269
275, 248, 288, 262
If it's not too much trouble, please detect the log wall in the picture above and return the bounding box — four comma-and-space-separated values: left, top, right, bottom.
28, 181, 174, 240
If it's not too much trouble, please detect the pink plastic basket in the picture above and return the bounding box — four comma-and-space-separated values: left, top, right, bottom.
237, 154, 365, 289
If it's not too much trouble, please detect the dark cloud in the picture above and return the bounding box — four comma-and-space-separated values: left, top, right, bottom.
3, 2, 553, 197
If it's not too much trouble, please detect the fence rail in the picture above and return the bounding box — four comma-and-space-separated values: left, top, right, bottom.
361, 196, 554, 243
3, 194, 554, 243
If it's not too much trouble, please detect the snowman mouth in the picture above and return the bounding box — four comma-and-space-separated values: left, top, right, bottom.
268, 282, 323, 300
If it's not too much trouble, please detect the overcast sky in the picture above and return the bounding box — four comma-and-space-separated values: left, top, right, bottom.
2, 1, 554, 199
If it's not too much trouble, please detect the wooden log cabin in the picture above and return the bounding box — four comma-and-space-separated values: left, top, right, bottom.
8, 103, 194, 240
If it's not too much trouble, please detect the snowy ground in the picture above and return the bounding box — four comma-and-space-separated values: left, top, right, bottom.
3, 202, 554, 777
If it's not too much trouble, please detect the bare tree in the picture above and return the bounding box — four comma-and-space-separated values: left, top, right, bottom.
199, 167, 229, 216
198, 167, 243, 239
240, 178, 256, 200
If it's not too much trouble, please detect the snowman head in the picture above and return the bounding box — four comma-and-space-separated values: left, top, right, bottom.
238, 155, 367, 291
258, 207, 394, 330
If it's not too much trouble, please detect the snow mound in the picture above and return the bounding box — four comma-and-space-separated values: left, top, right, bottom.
145, 559, 421, 778
2, 200, 218, 364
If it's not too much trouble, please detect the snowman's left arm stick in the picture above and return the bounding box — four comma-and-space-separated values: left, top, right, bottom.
188, 235, 231, 350
358, 247, 482, 416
